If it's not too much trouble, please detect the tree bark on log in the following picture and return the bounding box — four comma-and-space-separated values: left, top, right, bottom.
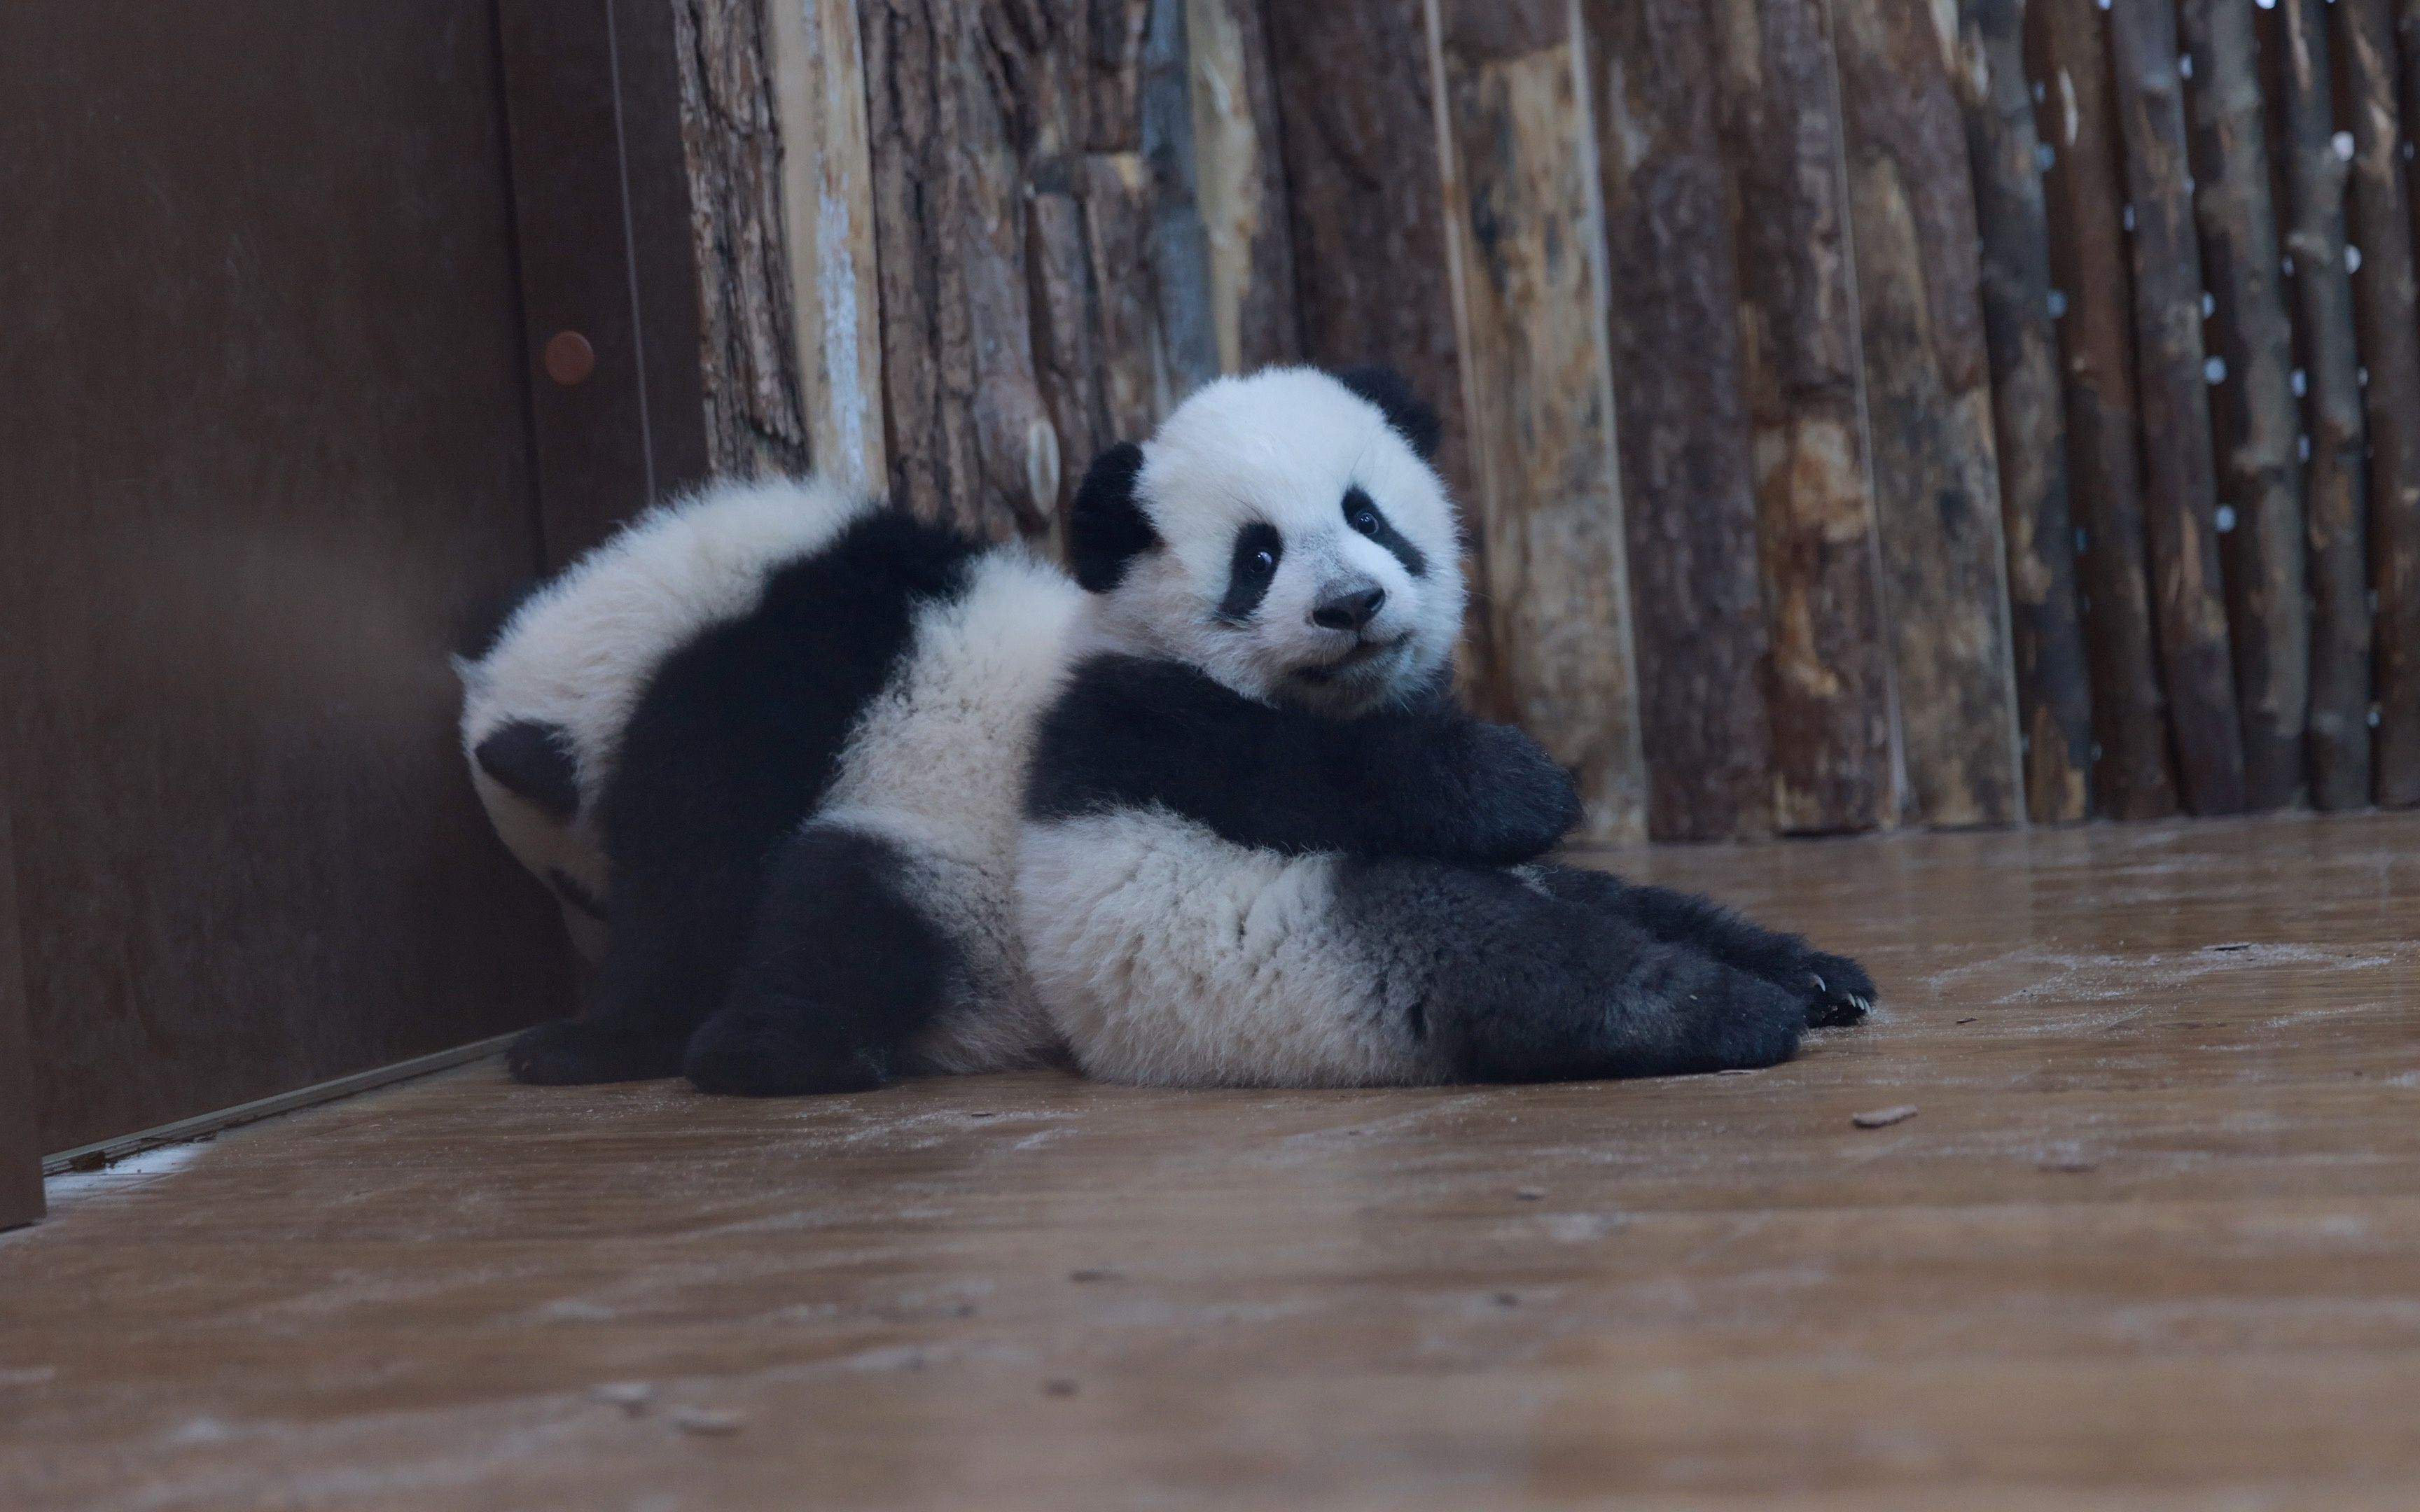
1433, 0, 1649, 846
1141, 0, 1220, 400
2180, 0, 2309, 809
1184, 0, 1300, 372
1708, 0, 1893, 834
672, 0, 812, 479
1265, 0, 1470, 493
2274, 0, 2372, 810
1954, 0, 2094, 823
2026, 0, 2176, 820
2351, 0, 2420, 806
2108, 0, 2246, 814
1580, 0, 1775, 841
1830, 0, 2023, 828
859, 0, 1046, 539
858, 0, 1288, 545
768, 0, 887, 493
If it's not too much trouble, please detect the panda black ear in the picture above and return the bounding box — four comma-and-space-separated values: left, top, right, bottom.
475, 720, 580, 820
1069, 442, 1160, 593
1335, 365, 1442, 462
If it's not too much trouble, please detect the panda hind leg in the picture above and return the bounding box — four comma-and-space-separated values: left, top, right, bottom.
683, 825, 955, 1096
1339, 860, 1809, 1082
1526, 867, 1874, 1028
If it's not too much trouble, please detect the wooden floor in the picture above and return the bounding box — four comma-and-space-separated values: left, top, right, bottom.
4, 814, 2419, 1509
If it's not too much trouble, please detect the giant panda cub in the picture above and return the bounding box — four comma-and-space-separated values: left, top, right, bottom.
459, 475, 1081, 1093
1020, 365, 1875, 1087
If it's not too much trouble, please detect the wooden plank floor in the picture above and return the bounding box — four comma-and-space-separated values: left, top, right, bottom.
4, 813, 2419, 1509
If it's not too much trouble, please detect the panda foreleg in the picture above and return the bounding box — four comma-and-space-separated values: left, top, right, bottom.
505, 867, 736, 1084
1522, 867, 1874, 1028
1339, 859, 1812, 1081
682, 824, 957, 1096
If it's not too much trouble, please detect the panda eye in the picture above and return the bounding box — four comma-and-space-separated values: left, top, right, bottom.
1249, 548, 1276, 573
1351, 507, 1379, 536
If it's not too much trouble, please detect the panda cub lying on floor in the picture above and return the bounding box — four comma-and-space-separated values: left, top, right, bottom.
459, 475, 1082, 1092
1021, 366, 1870, 1086
459, 365, 1870, 1095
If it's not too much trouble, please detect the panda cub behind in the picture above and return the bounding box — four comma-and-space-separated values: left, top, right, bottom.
1020, 366, 1873, 1087
459, 476, 1080, 1094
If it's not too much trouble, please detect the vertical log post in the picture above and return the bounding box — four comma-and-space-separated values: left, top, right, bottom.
672, 0, 812, 479
1954, 0, 2095, 822
2108, 0, 2246, 813
2346, 0, 2420, 806
2181, 0, 2309, 808
1431, 0, 1649, 844
2027, 0, 2176, 820
1831, 0, 2024, 828
1141, 0, 1221, 400
1265, 0, 1471, 491
1709, 0, 1894, 834
1580, 0, 1775, 841
768, 0, 887, 493
2274, 0, 2372, 808
859, 0, 1045, 538
1184, 0, 1300, 372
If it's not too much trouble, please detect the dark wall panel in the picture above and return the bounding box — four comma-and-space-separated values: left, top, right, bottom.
0, 790, 39, 1228
0, 1, 572, 1152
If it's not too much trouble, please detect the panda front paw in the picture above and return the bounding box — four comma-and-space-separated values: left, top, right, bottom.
1800, 951, 1876, 1028
684, 1000, 896, 1097
1462, 722, 1583, 863
506, 1018, 686, 1085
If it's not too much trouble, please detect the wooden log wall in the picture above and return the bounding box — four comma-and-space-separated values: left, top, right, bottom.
2270, 0, 2372, 810
1956, 0, 2094, 824
1580, 0, 1774, 841
2029, 0, 2179, 821
1834, 0, 2024, 829
2111, 0, 2247, 815
1429, 0, 1650, 845
2181, 0, 2306, 808
1710, 0, 1894, 836
664, 0, 2420, 835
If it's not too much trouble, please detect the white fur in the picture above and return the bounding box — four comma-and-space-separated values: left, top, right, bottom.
457, 475, 872, 953
810, 547, 1084, 1073
1085, 366, 1466, 715
1020, 811, 1441, 1086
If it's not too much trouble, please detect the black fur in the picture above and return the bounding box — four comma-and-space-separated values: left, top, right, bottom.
547, 867, 608, 921
1025, 653, 1581, 864
684, 827, 961, 1096
1335, 365, 1442, 461
1520, 867, 1874, 1029
1217, 522, 1285, 622
474, 720, 580, 820
1069, 442, 1157, 592
1337, 861, 1810, 1082
1343, 485, 1427, 578
507, 507, 977, 1087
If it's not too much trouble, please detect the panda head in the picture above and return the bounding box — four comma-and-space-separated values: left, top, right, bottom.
1069, 365, 1464, 717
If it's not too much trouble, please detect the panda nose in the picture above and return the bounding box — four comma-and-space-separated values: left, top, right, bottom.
1310, 584, 1386, 631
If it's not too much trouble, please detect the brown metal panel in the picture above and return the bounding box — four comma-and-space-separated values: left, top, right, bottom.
498, 0, 710, 566
607, 0, 714, 500
0, 1, 573, 1152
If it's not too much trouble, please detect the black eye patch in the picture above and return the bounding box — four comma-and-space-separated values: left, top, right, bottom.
1342, 486, 1427, 578
1218, 522, 1284, 622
